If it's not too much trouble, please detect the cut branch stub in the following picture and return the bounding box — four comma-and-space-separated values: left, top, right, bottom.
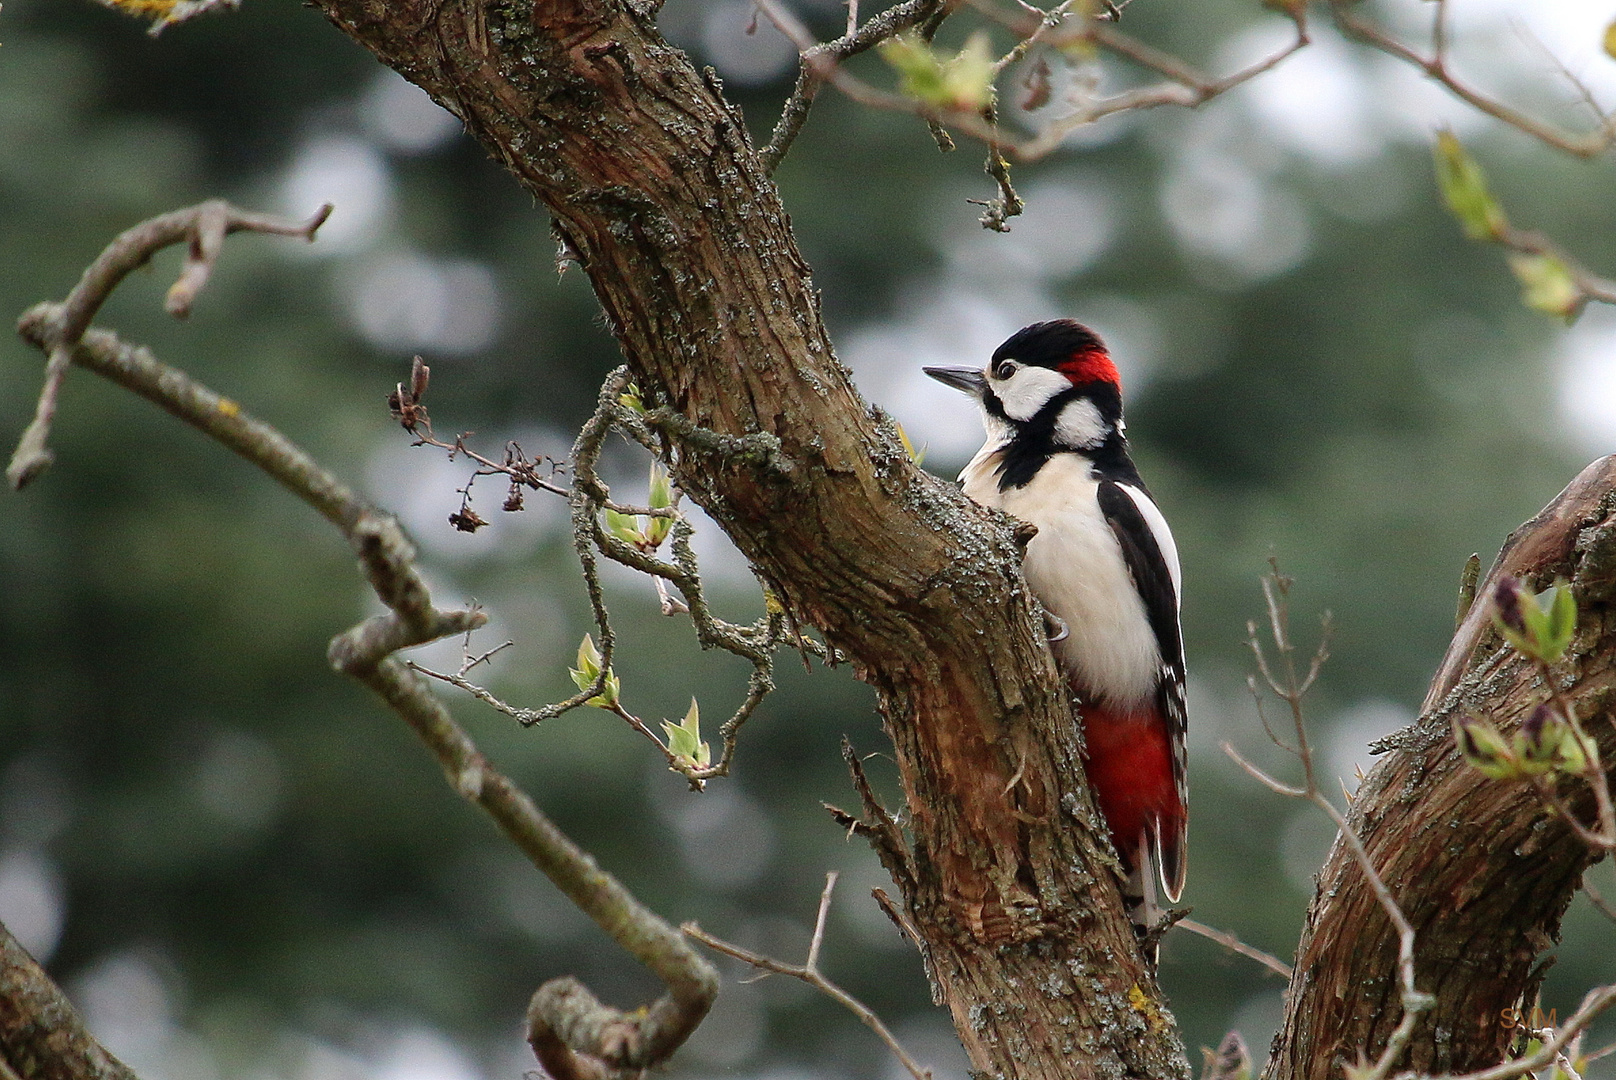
1265, 455, 1616, 1080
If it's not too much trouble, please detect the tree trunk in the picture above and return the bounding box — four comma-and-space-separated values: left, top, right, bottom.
1266, 455, 1616, 1080
309, 2, 1189, 1079
304, 3, 1616, 1077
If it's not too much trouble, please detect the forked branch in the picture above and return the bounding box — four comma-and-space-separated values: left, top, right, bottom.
9, 202, 717, 1079
684, 873, 933, 1080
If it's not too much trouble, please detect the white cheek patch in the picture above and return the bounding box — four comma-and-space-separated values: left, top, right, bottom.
994, 365, 1072, 422
1054, 397, 1107, 449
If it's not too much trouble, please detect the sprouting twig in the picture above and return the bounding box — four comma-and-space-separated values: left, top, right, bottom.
757, 0, 950, 172
755, 0, 1308, 169
684, 873, 933, 1080
393, 362, 815, 784
1176, 918, 1292, 980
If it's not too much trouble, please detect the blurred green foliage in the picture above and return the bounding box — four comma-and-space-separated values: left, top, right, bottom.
2, 1, 1614, 1078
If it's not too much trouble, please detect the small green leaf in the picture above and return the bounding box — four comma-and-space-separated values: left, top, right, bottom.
595, 669, 621, 709
1508, 252, 1583, 322
1556, 729, 1590, 776
1542, 582, 1577, 661
881, 34, 948, 105
604, 506, 645, 547
568, 634, 620, 708
574, 634, 602, 680
661, 698, 711, 769
1516, 704, 1560, 762
647, 461, 673, 509
1519, 588, 1554, 656
1493, 579, 1578, 663
644, 462, 675, 549
618, 383, 646, 413
1432, 131, 1508, 242
1454, 715, 1521, 780
943, 31, 997, 113
881, 31, 998, 113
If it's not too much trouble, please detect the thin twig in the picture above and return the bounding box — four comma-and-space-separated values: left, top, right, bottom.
1176, 918, 1292, 980
684, 874, 933, 1080
757, 0, 949, 172
1329, 0, 1616, 160
805, 870, 837, 971
8, 199, 330, 490
1229, 566, 1432, 1080
1582, 876, 1616, 925
757, 0, 1308, 166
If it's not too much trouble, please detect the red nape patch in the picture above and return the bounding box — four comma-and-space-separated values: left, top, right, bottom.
1080, 704, 1182, 867
1058, 347, 1121, 390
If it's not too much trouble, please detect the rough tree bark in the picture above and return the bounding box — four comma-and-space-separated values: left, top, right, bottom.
308, 3, 1189, 1080
1267, 456, 1616, 1080
297, 3, 1616, 1079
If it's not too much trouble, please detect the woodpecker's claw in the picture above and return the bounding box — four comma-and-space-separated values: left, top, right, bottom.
1042, 609, 1069, 643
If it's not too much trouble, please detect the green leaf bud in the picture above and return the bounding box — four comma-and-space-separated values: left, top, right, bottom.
1433, 131, 1508, 242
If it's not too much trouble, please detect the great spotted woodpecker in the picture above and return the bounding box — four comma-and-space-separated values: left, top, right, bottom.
925, 319, 1187, 950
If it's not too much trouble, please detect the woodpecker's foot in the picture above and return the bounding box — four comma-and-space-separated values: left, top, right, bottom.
1136, 905, 1191, 966
1041, 607, 1069, 643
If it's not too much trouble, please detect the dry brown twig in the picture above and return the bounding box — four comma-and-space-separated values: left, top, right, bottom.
1175, 917, 1292, 980
1223, 565, 1433, 1080
9, 200, 718, 1080
684, 872, 934, 1080
1328, 0, 1616, 160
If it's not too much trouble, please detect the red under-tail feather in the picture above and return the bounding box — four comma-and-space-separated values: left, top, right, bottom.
1080, 701, 1186, 935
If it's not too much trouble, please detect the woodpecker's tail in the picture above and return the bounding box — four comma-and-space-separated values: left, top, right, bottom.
1121, 833, 1165, 966
1079, 701, 1186, 965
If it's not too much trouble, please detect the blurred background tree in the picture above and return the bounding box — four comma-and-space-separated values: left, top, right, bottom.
1, 1, 1614, 1078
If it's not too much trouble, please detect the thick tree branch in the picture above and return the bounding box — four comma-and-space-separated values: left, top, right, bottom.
0, 919, 138, 1080
308, 3, 1188, 1078
1266, 455, 1616, 1080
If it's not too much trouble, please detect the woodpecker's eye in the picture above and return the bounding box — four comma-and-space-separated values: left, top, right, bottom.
994, 360, 1018, 380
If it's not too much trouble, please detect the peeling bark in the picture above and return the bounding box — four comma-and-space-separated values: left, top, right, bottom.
307, 2, 1188, 1079
1266, 456, 1616, 1080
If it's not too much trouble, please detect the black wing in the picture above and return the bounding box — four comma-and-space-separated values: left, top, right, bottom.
1096, 479, 1188, 902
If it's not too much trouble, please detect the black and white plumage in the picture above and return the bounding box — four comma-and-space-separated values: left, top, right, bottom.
926, 319, 1188, 947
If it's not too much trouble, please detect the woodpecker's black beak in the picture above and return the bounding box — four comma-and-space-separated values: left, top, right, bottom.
923, 366, 987, 396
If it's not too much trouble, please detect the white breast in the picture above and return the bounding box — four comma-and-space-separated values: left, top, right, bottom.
960, 449, 1163, 708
